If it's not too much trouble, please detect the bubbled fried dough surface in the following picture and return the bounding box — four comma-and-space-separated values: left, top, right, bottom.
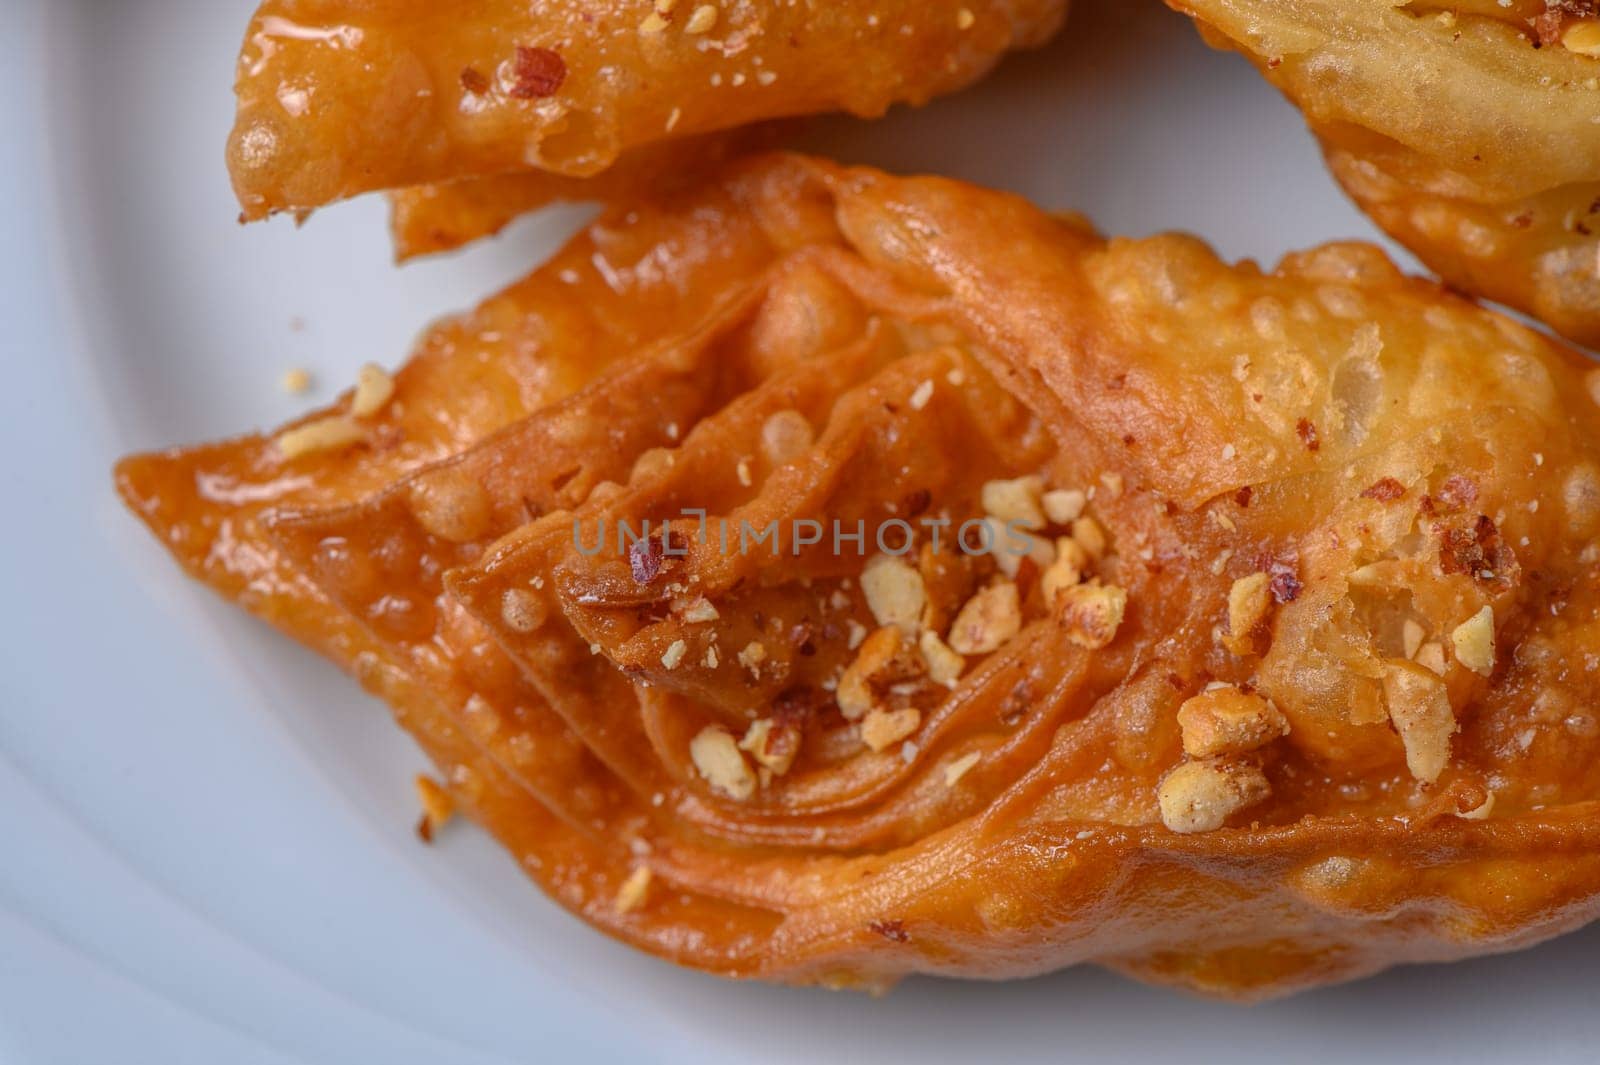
1166, 0, 1600, 346
227, 0, 1067, 219
119, 155, 1600, 998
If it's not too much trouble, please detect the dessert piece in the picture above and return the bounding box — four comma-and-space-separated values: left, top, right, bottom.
1167, 0, 1600, 347
120, 155, 1600, 998
227, 0, 1068, 220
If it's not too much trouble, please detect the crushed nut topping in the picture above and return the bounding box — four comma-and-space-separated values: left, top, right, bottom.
981, 475, 1046, 529
690, 726, 755, 800
685, 4, 719, 34
615, 865, 652, 913
414, 774, 455, 843
1221, 572, 1273, 656
1177, 686, 1288, 758
1402, 618, 1426, 661
947, 581, 1022, 655
1415, 641, 1447, 675
1041, 488, 1087, 524
676, 596, 720, 623
861, 554, 927, 633
1157, 758, 1270, 834
1055, 581, 1127, 649
740, 717, 801, 775
661, 639, 688, 669
500, 587, 545, 633
350, 362, 396, 418
943, 750, 981, 787
1069, 516, 1108, 559
280, 367, 311, 394
737, 640, 768, 674
1382, 663, 1457, 783
909, 380, 935, 410
1451, 606, 1495, 676
1040, 536, 1090, 605
918, 629, 966, 687
837, 625, 922, 719
276, 415, 364, 460
861, 706, 922, 752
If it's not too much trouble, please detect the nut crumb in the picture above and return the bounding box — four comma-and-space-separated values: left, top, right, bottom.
943, 751, 981, 787
690, 727, 755, 799
615, 865, 652, 913
947, 581, 1022, 655
1042, 488, 1087, 524
1177, 686, 1288, 758
277, 415, 364, 459
1157, 758, 1270, 833
1055, 581, 1126, 649
685, 4, 718, 33
1221, 572, 1273, 655
500, 588, 545, 633
350, 363, 396, 418
918, 629, 966, 687
1382, 662, 1457, 783
861, 707, 921, 752
414, 774, 454, 842
982, 475, 1046, 529
1451, 606, 1495, 676
661, 639, 688, 669
861, 554, 927, 633
281, 367, 311, 394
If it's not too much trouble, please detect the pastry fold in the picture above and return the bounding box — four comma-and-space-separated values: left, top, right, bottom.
118, 154, 1600, 999
227, 0, 1067, 221
1166, 0, 1600, 347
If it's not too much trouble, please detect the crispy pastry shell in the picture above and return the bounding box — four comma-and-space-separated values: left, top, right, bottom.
1166, 0, 1600, 348
119, 154, 1600, 999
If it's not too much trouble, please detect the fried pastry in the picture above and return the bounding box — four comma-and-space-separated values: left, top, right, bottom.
227, 0, 1068, 221
387, 122, 788, 260
1166, 0, 1600, 348
118, 155, 1600, 999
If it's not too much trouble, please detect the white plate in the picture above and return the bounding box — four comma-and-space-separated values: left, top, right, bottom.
4, 1, 1598, 1062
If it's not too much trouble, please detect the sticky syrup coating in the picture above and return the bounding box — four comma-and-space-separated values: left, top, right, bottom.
120, 155, 1600, 999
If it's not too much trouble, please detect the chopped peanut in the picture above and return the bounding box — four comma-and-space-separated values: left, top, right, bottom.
740, 717, 801, 776
1042, 488, 1087, 524
1382, 662, 1457, 783
837, 626, 921, 720
685, 3, 718, 33
1451, 606, 1495, 676
676, 597, 720, 623
737, 640, 768, 674
276, 415, 364, 459
1039, 536, 1090, 604
943, 751, 981, 787
690, 727, 755, 800
861, 707, 922, 752
414, 774, 455, 842
947, 581, 1022, 655
1177, 686, 1289, 758
615, 865, 652, 913
1415, 641, 1447, 675
1221, 572, 1273, 656
1457, 792, 1495, 821
350, 362, 396, 418
861, 554, 927, 633
981, 475, 1046, 529
1056, 581, 1127, 649
1402, 618, 1426, 661
500, 588, 545, 633
280, 367, 311, 394
918, 630, 966, 687
1157, 758, 1270, 834
661, 639, 688, 669
1069, 516, 1108, 559
760, 409, 814, 465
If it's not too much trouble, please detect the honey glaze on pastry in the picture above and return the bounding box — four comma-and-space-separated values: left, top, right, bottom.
1167, 0, 1600, 348
118, 155, 1600, 999
226, 0, 1068, 221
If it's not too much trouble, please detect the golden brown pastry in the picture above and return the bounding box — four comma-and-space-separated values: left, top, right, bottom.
118, 155, 1600, 999
227, 0, 1068, 221
1166, 0, 1600, 348
387, 122, 787, 260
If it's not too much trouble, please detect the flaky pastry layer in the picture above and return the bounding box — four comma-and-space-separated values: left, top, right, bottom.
120, 154, 1600, 998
